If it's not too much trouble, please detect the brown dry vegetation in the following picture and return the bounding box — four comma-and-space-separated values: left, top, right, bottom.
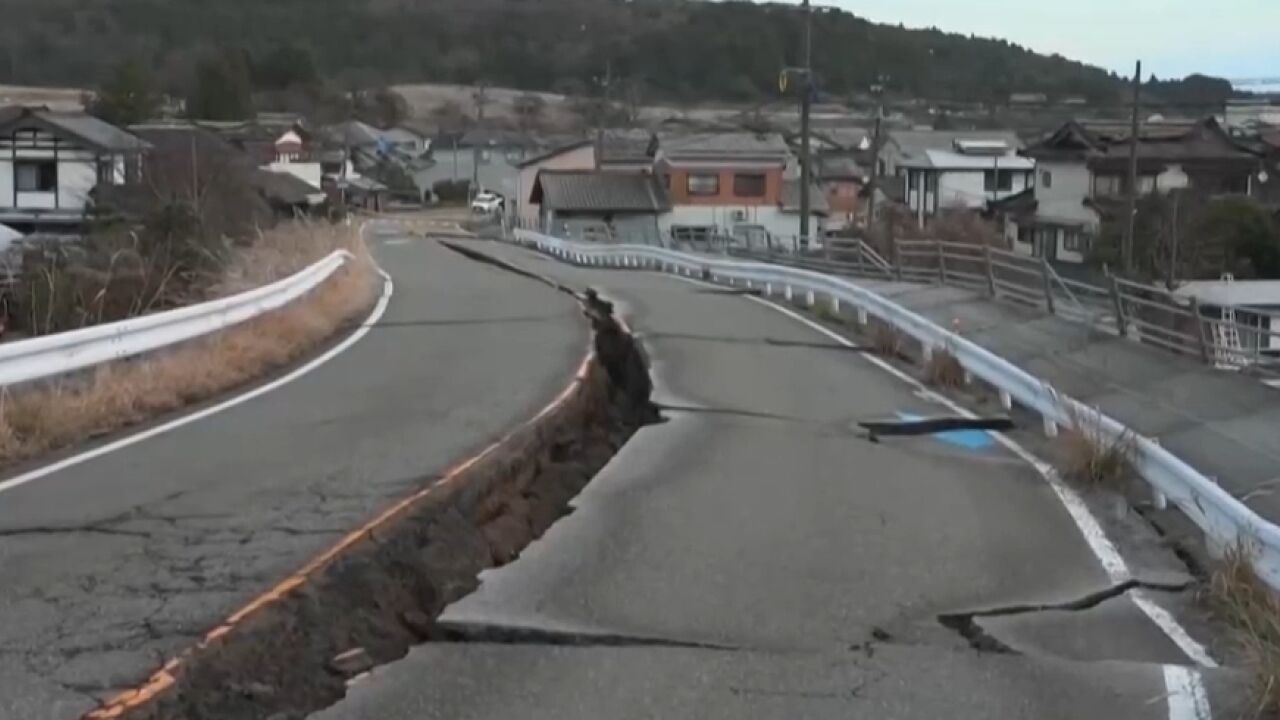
1204, 544, 1280, 718
1055, 407, 1137, 490
0, 222, 377, 465
925, 349, 966, 389
869, 319, 903, 358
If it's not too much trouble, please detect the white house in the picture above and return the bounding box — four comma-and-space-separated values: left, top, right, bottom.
997, 118, 1261, 264
1174, 277, 1280, 362
0, 108, 148, 234
895, 138, 1035, 226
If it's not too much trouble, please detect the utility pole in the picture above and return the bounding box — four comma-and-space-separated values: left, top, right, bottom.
1122, 60, 1142, 277
471, 83, 488, 200
798, 0, 813, 250
595, 61, 612, 171
1167, 190, 1181, 288
865, 84, 884, 233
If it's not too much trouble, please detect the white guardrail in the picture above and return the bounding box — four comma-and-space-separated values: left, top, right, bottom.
515, 228, 1280, 589
0, 250, 354, 387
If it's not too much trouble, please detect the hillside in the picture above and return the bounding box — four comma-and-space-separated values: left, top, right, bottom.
0, 0, 1198, 108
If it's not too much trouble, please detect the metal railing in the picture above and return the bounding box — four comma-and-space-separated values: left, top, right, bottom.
513, 226, 1280, 590
510, 216, 1280, 378
0, 249, 356, 387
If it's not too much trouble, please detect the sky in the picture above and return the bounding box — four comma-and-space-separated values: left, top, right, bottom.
771, 0, 1279, 84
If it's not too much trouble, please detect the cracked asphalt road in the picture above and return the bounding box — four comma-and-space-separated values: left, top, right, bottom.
314, 241, 1243, 720
0, 229, 587, 719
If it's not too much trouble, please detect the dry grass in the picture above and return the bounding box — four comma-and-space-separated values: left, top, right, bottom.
1204, 544, 1280, 718
869, 319, 903, 358
1056, 406, 1137, 489
925, 349, 966, 389
0, 222, 377, 466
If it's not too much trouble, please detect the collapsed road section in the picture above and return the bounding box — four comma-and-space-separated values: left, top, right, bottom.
88, 251, 658, 720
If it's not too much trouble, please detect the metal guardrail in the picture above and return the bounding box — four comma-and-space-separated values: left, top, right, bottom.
0, 250, 355, 387
514, 227, 1280, 590
724, 239, 1280, 378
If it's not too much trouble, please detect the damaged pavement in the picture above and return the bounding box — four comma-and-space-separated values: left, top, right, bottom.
0, 238, 593, 719
311, 242, 1248, 720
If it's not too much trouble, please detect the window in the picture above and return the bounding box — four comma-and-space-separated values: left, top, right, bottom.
686, 172, 720, 196
1093, 174, 1122, 197
1063, 231, 1089, 253
15, 161, 56, 192
984, 169, 1014, 192
97, 158, 115, 185
907, 171, 919, 191
732, 173, 766, 198
1041, 170, 1053, 189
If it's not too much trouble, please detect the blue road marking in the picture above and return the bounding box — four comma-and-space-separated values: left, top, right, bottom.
895, 412, 994, 450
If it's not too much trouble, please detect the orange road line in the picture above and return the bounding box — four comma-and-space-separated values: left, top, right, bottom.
85, 346, 596, 719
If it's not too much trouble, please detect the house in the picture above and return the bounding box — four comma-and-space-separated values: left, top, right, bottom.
996, 117, 1262, 263
515, 140, 596, 227
816, 155, 867, 232
1173, 277, 1280, 362
653, 132, 825, 248
530, 170, 669, 244
881, 130, 1024, 176
417, 129, 539, 204
381, 126, 430, 158
894, 137, 1035, 225
0, 107, 148, 234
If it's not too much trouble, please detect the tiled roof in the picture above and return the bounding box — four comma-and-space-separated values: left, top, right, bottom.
780, 179, 830, 214
534, 170, 669, 213
659, 132, 791, 162
0, 108, 149, 152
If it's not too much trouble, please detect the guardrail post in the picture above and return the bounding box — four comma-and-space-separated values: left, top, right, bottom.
1189, 296, 1212, 365
765, 282, 773, 296
831, 296, 841, 313
983, 245, 997, 298
936, 241, 947, 284
784, 285, 794, 302
1040, 258, 1056, 315
922, 343, 935, 364
998, 390, 1012, 411
856, 307, 868, 326
1042, 415, 1058, 438
805, 290, 816, 307
1109, 275, 1129, 338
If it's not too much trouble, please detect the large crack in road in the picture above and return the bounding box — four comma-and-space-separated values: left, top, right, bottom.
92, 247, 661, 720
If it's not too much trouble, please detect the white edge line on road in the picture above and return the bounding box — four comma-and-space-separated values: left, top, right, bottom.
0, 269, 395, 497
662, 272, 1214, 719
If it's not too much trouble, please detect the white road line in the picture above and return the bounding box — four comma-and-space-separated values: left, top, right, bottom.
662, 272, 1214, 719
0, 269, 395, 497
1164, 665, 1213, 720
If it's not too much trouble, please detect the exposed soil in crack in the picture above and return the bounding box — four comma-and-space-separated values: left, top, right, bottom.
937, 579, 1193, 655
91, 243, 660, 720
431, 621, 737, 651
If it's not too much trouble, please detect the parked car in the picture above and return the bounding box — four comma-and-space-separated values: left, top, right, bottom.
470, 191, 504, 215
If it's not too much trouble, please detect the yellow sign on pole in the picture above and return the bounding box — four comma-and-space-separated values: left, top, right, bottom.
779, 71, 789, 94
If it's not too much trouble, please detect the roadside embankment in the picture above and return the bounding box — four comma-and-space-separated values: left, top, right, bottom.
0, 222, 379, 466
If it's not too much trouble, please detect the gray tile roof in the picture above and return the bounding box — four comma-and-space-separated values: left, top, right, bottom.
659, 132, 791, 162
780, 179, 830, 214
0, 109, 149, 152
890, 129, 1023, 156
534, 170, 669, 213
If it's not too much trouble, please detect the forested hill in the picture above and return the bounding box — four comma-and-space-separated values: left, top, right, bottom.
0, 0, 1213, 106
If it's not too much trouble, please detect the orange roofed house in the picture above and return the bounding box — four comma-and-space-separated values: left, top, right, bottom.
654, 132, 827, 249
